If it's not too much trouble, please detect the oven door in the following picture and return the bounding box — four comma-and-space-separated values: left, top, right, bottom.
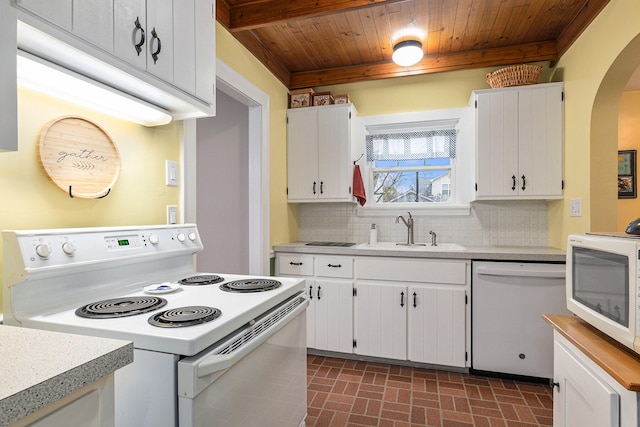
177, 295, 308, 427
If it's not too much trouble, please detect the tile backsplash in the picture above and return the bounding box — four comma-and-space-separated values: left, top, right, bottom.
298, 201, 548, 247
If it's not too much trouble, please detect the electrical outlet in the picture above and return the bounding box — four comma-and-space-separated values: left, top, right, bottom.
166, 205, 178, 224
165, 160, 178, 187
570, 198, 582, 217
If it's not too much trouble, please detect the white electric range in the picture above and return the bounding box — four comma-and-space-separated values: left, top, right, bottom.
2, 224, 308, 427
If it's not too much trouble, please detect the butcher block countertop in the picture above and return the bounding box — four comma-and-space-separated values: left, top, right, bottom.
544, 314, 640, 391
0, 325, 133, 425
273, 242, 566, 262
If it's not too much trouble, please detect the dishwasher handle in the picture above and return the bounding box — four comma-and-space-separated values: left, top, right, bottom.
475, 266, 565, 279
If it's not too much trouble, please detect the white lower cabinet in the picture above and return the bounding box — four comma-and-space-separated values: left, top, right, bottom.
276, 252, 470, 369
312, 278, 353, 352
354, 282, 407, 360
408, 286, 466, 366
552, 332, 638, 427
354, 257, 469, 367
277, 253, 354, 353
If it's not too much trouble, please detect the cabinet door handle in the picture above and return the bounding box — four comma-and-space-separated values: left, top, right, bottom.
313, 181, 316, 195
150, 27, 162, 64
309, 285, 313, 300
327, 264, 341, 268
521, 175, 526, 191
549, 379, 559, 391
511, 175, 516, 191
320, 181, 324, 194
317, 286, 322, 300
134, 17, 145, 55
413, 292, 417, 308
400, 291, 405, 307
289, 262, 303, 266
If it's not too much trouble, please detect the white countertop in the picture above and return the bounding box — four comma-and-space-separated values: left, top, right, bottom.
273, 242, 566, 262
0, 325, 133, 425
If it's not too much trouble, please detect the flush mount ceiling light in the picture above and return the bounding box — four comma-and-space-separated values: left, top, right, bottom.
392, 40, 424, 67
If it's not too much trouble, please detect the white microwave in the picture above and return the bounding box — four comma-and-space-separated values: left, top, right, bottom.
567, 233, 640, 354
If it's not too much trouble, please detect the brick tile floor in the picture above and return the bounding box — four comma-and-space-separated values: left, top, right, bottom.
306, 355, 553, 427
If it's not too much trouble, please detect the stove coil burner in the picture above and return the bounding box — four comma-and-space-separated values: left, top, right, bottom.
148, 306, 222, 328
178, 274, 224, 286
220, 279, 282, 293
76, 296, 167, 319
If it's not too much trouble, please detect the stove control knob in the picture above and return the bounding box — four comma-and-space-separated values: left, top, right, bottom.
177, 233, 186, 243
61, 241, 76, 256
149, 234, 159, 245
35, 243, 52, 259
188, 232, 197, 242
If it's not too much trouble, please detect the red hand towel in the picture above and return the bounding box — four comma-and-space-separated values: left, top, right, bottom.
353, 165, 366, 206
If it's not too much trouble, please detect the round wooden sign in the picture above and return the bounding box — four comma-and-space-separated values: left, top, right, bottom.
38, 117, 121, 198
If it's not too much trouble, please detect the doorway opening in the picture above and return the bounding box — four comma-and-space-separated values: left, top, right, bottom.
182, 60, 270, 275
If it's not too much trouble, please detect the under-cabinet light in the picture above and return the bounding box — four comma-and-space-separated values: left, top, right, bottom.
17, 51, 172, 127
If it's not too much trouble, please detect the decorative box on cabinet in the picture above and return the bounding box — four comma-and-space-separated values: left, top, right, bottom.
471, 82, 564, 200
276, 253, 354, 353
287, 103, 357, 202
13, 0, 216, 119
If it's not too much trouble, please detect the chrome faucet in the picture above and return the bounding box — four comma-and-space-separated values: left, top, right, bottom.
396, 212, 415, 245
429, 230, 437, 246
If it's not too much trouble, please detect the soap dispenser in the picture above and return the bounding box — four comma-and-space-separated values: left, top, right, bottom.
369, 224, 377, 245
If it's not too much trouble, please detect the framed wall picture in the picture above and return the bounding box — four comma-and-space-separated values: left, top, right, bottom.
618, 150, 636, 199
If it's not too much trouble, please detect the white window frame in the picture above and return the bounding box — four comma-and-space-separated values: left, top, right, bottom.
355, 108, 473, 217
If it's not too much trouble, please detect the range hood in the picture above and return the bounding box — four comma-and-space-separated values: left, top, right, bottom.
16, 21, 214, 125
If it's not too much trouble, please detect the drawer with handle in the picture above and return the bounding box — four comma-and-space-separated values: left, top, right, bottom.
315, 256, 354, 278
277, 254, 314, 276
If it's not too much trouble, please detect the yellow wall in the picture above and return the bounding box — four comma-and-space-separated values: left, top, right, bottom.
0, 86, 181, 311
618, 90, 640, 230
548, 0, 640, 247
217, 0, 640, 251
316, 65, 552, 117
215, 23, 299, 247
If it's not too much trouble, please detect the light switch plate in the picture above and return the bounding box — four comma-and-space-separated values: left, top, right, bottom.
570, 198, 582, 217
165, 160, 178, 187
166, 205, 178, 224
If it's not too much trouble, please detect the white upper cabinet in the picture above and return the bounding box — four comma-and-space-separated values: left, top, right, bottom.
114, 0, 147, 69
74, 0, 114, 51
144, 0, 173, 82
472, 82, 564, 200
287, 104, 356, 202
15, 0, 72, 30
1, 2, 17, 151
13, 0, 216, 119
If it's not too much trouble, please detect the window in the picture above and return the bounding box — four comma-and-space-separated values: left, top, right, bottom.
366, 126, 457, 205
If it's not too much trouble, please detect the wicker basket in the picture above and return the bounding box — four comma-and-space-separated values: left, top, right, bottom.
485, 64, 543, 88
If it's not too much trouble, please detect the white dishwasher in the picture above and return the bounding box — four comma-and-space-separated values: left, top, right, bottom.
472, 261, 570, 379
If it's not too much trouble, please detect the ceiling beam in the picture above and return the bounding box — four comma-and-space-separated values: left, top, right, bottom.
556, 0, 610, 56
289, 42, 559, 89
231, 31, 292, 87
228, 0, 407, 31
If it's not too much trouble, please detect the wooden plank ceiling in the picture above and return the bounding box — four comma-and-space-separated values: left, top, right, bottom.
217, 0, 610, 89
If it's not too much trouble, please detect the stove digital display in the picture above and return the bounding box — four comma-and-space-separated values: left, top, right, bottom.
105, 235, 142, 250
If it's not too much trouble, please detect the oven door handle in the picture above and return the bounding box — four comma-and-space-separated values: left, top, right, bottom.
194, 298, 308, 379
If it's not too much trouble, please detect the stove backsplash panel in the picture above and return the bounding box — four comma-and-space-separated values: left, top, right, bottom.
298, 201, 548, 247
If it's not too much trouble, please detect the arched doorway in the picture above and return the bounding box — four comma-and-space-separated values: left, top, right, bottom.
590, 33, 640, 232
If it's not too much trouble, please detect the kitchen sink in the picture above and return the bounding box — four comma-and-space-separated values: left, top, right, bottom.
357, 242, 467, 251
